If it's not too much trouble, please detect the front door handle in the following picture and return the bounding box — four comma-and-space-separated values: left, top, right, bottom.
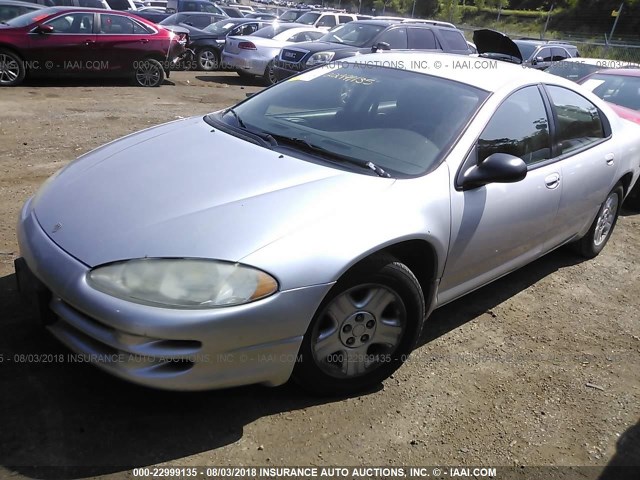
545, 173, 561, 189
605, 153, 615, 166
84, 39, 95, 46
139, 38, 149, 44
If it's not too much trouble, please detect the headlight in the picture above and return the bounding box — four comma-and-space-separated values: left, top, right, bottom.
88, 258, 278, 309
306, 51, 335, 67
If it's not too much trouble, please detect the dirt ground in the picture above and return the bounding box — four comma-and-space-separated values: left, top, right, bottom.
0, 71, 638, 480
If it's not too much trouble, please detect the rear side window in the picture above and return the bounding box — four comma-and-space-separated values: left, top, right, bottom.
439, 29, 468, 50
338, 15, 352, 24
546, 85, 605, 155
478, 86, 551, 166
407, 28, 436, 49
100, 14, 149, 34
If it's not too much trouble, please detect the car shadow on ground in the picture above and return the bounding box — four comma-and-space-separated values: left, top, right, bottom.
0, 248, 585, 479
18, 77, 140, 88
619, 206, 639, 217
195, 74, 264, 87
419, 248, 585, 346
599, 419, 640, 479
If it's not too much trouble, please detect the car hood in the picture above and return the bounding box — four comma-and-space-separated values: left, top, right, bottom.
473, 29, 522, 63
32, 116, 393, 268
287, 40, 358, 54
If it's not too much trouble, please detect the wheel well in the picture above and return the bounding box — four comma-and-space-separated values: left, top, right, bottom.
0, 45, 23, 61
348, 240, 439, 308
619, 172, 634, 198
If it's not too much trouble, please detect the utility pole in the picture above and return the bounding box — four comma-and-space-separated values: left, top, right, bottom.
412, 0, 416, 18
541, 3, 554, 39
497, 1, 503, 22
608, 1, 624, 43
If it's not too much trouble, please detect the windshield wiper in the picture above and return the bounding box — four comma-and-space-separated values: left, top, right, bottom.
223, 108, 278, 147
270, 134, 391, 178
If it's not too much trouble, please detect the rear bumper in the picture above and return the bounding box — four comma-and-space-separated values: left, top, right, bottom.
222, 51, 269, 77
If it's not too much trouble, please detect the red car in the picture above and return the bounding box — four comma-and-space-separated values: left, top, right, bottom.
580, 68, 640, 210
0, 7, 187, 87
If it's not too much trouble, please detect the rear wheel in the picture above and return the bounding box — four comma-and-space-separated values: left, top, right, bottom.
196, 47, 219, 71
262, 60, 277, 86
134, 59, 165, 87
0, 49, 25, 87
574, 185, 623, 258
293, 254, 425, 395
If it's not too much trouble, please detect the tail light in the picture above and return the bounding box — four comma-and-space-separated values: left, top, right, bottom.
238, 41, 257, 50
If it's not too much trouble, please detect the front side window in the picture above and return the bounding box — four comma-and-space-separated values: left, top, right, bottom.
316, 15, 336, 28
551, 47, 569, 62
478, 86, 551, 166
45, 13, 94, 33
536, 48, 552, 62
546, 85, 605, 155
320, 22, 386, 47
377, 28, 407, 49
212, 64, 488, 177
295, 12, 320, 25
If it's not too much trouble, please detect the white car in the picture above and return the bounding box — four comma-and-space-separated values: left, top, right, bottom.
222, 23, 324, 84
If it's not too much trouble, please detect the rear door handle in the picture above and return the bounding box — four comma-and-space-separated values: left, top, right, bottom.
605, 153, 615, 166
545, 173, 561, 189
139, 39, 149, 44
84, 39, 95, 46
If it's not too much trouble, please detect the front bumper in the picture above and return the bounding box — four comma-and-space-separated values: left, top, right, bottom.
16, 199, 333, 391
273, 58, 305, 81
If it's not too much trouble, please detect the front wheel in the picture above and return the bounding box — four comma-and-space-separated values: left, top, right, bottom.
574, 185, 623, 258
0, 49, 26, 87
293, 254, 425, 395
196, 48, 219, 71
134, 59, 165, 87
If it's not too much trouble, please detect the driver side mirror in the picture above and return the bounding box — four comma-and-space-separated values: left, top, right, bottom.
371, 42, 390, 53
460, 153, 527, 190
532, 56, 544, 65
35, 24, 54, 34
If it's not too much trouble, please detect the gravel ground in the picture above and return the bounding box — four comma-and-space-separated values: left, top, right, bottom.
0, 71, 638, 480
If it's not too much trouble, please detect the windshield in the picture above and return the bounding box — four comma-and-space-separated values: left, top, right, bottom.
514, 41, 537, 61
5, 8, 55, 27
279, 10, 301, 22
295, 12, 319, 25
159, 13, 180, 25
546, 61, 600, 82
204, 20, 238, 34
320, 22, 386, 47
583, 73, 640, 111
209, 63, 488, 177
253, 24, 293, 38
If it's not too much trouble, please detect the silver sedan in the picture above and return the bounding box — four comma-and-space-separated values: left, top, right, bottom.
15, 53, 640, 394
222, 23, 324, 85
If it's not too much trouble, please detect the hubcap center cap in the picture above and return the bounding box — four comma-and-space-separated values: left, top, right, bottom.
339, 311, 376, 348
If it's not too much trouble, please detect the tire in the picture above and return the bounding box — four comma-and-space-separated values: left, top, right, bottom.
262, 60, 277, 86
196, 47, 219, 71
134, 59, 165, 87
293, 254, 425, 396
0, 49, 26, 87
574, 184, 623, 258
623, 182, 640, 211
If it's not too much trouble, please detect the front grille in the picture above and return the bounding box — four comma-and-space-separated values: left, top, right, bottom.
280, 48, 306, 63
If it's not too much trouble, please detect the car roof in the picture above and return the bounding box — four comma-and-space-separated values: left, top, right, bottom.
0, 0, 43, 6
341, 51, 564, 92
514, 39, 575, 47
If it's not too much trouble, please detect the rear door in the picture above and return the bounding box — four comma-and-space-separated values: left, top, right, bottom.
94, 13, 158, 74
407, 27, 437, 50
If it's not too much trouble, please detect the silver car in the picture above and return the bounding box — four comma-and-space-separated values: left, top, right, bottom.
15, 53, 640, 394
222, 23, 324, 85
